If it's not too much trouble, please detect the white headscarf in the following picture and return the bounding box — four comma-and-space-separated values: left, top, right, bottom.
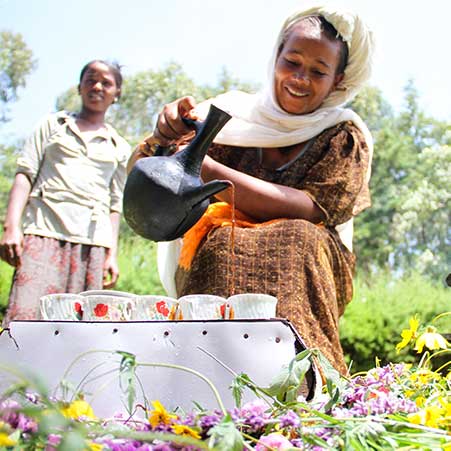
158, 2, 375, 296
195, 2, 374, 145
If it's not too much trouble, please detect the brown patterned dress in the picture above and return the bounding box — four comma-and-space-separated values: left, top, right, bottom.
176, 121, 371, 374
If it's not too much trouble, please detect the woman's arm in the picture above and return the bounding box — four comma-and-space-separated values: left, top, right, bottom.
0, 173, 33, 267
103, 211, 121, 288
201, 155, 325, 223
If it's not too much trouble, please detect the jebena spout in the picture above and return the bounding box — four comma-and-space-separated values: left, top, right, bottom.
187, 180, 231, 208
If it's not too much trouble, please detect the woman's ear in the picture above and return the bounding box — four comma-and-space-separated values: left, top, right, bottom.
332, 73, 345, 90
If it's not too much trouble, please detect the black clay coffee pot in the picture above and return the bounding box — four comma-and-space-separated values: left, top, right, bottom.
123, 104, 232, 242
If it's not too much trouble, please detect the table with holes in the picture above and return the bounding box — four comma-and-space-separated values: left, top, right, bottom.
0, 319, 318, 417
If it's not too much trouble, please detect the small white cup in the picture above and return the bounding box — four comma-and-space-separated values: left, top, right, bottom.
178, 294, 229, 320
131, 295, 179, 321
82, 295, 135, 321
227, 293, 278, 319
39, 293, 85, 321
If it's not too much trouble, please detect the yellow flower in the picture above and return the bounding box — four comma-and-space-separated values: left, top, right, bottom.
415, 396, 427, 408
0, 432, 16, 446
60, 399, 96, 420
396, 316, 419, 352
88, 443, 103, 451
172, 423, 201, 439
410, 368, 439, 385
414, 326, 449, 353
408, 405, 444, 429
148, 400, 177, 428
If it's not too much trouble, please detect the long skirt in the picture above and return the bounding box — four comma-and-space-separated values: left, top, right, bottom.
176, 219, 355, 374
4, 235, 105, 324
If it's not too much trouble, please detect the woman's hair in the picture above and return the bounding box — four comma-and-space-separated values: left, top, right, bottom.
79, 60, 123, 89
278, 15, 349, 75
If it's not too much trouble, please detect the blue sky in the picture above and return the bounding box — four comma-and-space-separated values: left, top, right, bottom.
1, 0, 450, 142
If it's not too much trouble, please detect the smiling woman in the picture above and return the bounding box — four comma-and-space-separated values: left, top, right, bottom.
130, 2, 375, 374
0, 60, 131, 324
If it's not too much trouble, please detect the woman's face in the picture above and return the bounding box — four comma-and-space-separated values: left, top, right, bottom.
78, 61, 120, 113
274, 21, 344, 115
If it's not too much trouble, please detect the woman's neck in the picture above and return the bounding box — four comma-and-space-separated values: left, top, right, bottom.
76, 109, 106, 131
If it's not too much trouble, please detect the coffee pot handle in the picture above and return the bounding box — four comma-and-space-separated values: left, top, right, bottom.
153, 117, 201, 156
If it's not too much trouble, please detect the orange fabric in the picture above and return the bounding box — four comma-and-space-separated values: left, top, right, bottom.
179, 202, 283, 270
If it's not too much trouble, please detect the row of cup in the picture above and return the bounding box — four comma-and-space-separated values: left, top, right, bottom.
39, 292, 278, 321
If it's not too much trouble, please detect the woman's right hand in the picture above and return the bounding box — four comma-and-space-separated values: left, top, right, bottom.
0, 226, 24, 268
153, 96, 199, 147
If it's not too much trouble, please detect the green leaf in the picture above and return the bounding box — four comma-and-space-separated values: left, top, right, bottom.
58, 430, 89, 451
230, 372, 253, 408
117, 351, 137, 414
207, 414, 244, 451
266, 350, 312, 402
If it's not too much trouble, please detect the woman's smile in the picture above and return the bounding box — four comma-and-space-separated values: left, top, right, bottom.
285, 86, 309, 98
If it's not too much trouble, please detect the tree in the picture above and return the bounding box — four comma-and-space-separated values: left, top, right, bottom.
0, 30, 37, 122
352, 81, 450, 280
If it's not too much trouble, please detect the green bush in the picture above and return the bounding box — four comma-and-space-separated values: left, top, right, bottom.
115, 236, 164, 295
0, 260, 14, 317
340, 272, 451, 372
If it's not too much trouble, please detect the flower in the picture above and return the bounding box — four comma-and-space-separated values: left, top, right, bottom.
396, 316, 419, 352
414, 327, 448, 353
148, 401, 177, 428
60, 399, 96, 420
278, 410, 300, 428
255, 432, 292, 451
408, 405, 444, 428
156, 301, 169, 317
172, 423, 201, 439
0, 432, 16, 446
88, 443, 103, 451
74, 302, 83, 320
94, 303, 108, 317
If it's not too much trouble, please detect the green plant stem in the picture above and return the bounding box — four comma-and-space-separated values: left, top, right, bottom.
138, 362, 227, 416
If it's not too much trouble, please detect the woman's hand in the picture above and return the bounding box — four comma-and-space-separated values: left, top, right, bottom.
0, 226, 24, 268
0, 173, 32, 267
103, 249, 119, 289
154, 96, 199, 146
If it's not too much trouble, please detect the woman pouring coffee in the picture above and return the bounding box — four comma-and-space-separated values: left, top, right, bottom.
130, 3, 374, 374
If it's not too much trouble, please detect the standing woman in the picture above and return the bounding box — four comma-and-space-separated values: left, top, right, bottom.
0, 60, 130, 322
130, 3, 374, 374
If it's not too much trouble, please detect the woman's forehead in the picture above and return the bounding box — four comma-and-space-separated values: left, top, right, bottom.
83, 62, 114, 78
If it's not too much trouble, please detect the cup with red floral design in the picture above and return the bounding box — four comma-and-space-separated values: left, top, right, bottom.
82, 295, 135, 321
131, 295, 179, 321
39, 293, 85, 321
177, 294, 230, 320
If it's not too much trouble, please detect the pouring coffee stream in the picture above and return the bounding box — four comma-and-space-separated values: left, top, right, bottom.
123, 104, 232, 242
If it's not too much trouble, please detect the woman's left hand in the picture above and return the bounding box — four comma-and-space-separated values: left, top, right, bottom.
103, 251, 119, 288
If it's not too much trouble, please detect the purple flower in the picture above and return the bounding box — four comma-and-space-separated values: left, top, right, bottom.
278, 410, 300, 428
199, 413, 221, 430
255, 433, 292, 451
239, 399, 268, 417
0, 399, 38, 433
